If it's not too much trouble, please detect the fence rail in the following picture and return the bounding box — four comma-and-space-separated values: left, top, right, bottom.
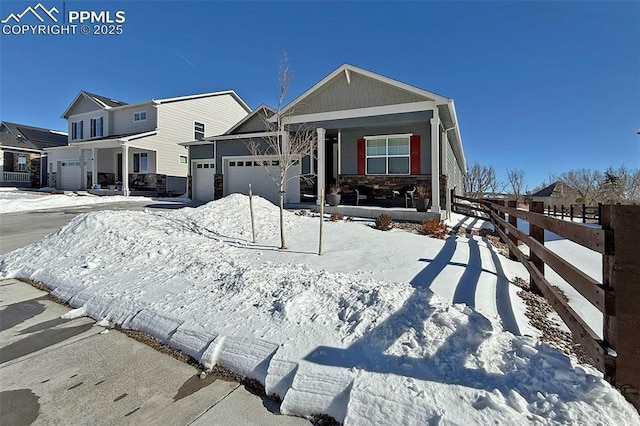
452, 191, 640, 410
3, 171, 30, 182
545, 203, 601, 224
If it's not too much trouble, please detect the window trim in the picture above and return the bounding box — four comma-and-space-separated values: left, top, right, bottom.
90, 117, 104, 138
133, 111, 147, 122
194, 121, 205, 140
179, 155, 188, 164
133, 152, 148, 173
17, 155, 27, 172
364, 133, 412, 175
71, 121, 83, 140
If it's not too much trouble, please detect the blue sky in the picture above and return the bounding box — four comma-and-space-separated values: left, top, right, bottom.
0, 1, 638, 188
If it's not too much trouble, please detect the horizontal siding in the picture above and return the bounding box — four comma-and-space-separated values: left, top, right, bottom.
293, 72, 426, 116
67, 96, 103, 116
67, 111, 109, 143
157, 94, 249, 177
111, 104, 157, 135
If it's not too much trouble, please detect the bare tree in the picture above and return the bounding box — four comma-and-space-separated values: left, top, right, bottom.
600, 166, 640, 203
554, 168, 603, 206
247, 54, 317, 249
506, 168, 526, 204
464, 163, 499, 198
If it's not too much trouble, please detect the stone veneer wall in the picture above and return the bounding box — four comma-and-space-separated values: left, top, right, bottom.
338, 174, 448, 205
214, 174, 224, 199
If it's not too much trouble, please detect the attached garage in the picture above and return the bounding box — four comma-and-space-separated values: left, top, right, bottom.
192, 160, 216, 201
59, 161, 82, 190
224, 157, 300, 204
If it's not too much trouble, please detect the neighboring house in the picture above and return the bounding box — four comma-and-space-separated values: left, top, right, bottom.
0, 121, 68, 187
183, 64, 467, 216
530, 181, 580, 209
45, 90, 250, 195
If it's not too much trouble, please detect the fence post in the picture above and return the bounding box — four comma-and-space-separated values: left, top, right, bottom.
570, 204, 574, 222
602, 204, 640, 410
507, 200, 518, 260
547, 205, 551, 216
582, 203, 586, 223
529, 201, 544, 294
561, 204, 565, 220
553, 205, 557, 217
598, 203, 603, 225
497, 200, 507, 244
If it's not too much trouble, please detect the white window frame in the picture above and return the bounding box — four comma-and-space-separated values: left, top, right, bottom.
71, 121, 83, 140
194, 121, 205, 140
364, 133, 412, 175
17, 155, 27, 171
133, 111, 147, 122
90, 117, 103, 138
133, 152, 148, 173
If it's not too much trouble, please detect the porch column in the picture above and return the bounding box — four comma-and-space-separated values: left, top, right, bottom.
121, 144, 129, 196
91, 148, 98, 189
430, 112, 440, 213
442, 130, 449, 218
0, 149, 4, 183
79, 149, 86, 189
316, 127, 326, 204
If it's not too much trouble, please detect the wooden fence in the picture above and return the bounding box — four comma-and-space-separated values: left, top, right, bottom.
545, 203, 601, 224
452, 191, 640, 410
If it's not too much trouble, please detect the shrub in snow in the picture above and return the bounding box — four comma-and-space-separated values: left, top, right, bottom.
418, 219, 448, 239
374, 213, 393, 231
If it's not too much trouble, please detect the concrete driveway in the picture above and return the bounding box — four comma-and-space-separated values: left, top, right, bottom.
0, 201, 310, 425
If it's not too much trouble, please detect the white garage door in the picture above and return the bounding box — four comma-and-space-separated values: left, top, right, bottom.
59, 161, 81, 190
193, 160, 215, 201
225, 159, 300, 204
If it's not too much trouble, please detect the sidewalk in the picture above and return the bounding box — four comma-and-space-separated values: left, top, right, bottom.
0, 278, 309, 425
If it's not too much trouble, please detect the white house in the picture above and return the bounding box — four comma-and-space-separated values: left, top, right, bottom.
46, 90, 250, 195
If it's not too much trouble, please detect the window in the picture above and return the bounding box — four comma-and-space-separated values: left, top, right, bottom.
194, 122, 205, 140
90, 117, 103, 138
133, 153, 148, 173
179, 155, 188, 164
366, 135, 410, 175
71, 121, 83, 140
17, 156, 27, 171
134, 111, 147, 122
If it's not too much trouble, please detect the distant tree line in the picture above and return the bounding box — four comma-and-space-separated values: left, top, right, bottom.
464, 163, 640, 205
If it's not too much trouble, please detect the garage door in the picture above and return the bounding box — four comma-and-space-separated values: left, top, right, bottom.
59, 161, 81, 190
225, 159, 300, 204
193, 160, 215, 201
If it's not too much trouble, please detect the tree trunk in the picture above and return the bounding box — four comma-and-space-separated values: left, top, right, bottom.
279, 185, 286, 250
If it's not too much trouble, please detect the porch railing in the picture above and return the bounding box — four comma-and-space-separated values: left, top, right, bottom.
3, 171, 30, 182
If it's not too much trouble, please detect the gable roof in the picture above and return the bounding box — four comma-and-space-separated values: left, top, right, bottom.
0, 121, 68, 151
223, 104, 275, 135
530, 181, 579, 198
280, 63, 450, 117
153, 90, 251, 112
62, 90, 128, 118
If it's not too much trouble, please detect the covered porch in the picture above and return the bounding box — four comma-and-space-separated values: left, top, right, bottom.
0, 147, 44, 187
70, 133, 162, 196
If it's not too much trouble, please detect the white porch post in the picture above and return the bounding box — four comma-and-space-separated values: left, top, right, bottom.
337, 131, 342, 175
316, 127, 326, 204
91, 148, 98, 189
430, 111, 440, 213
0, 149, 5, 183
80, 149, 86, 189
442, 130, 450, 218
121, 144, 129, 196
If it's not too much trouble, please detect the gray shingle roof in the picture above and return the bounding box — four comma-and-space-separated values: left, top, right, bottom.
0, 121, 68, 150
82, 91, 128, 108
531, 182, 559, 197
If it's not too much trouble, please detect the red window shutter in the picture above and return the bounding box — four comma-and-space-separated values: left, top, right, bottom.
410, 135, 421, 174
357, 138, 366, 174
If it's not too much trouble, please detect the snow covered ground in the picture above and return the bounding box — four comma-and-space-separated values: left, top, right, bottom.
1, 194, 637, 424
0, 188, 186, 214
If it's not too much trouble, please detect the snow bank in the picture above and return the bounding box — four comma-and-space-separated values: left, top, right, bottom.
1, 194, 637, 424
0, 191, 156, 213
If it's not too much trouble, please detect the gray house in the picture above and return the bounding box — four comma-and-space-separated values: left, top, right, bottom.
183, 64, 467, 215
530, 181, 580, 209
0, 121, 68, 187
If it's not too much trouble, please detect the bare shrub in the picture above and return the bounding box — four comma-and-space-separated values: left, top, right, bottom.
374, 213, 393, 231
417, 219, 448, 239
330, 213, 344, 222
